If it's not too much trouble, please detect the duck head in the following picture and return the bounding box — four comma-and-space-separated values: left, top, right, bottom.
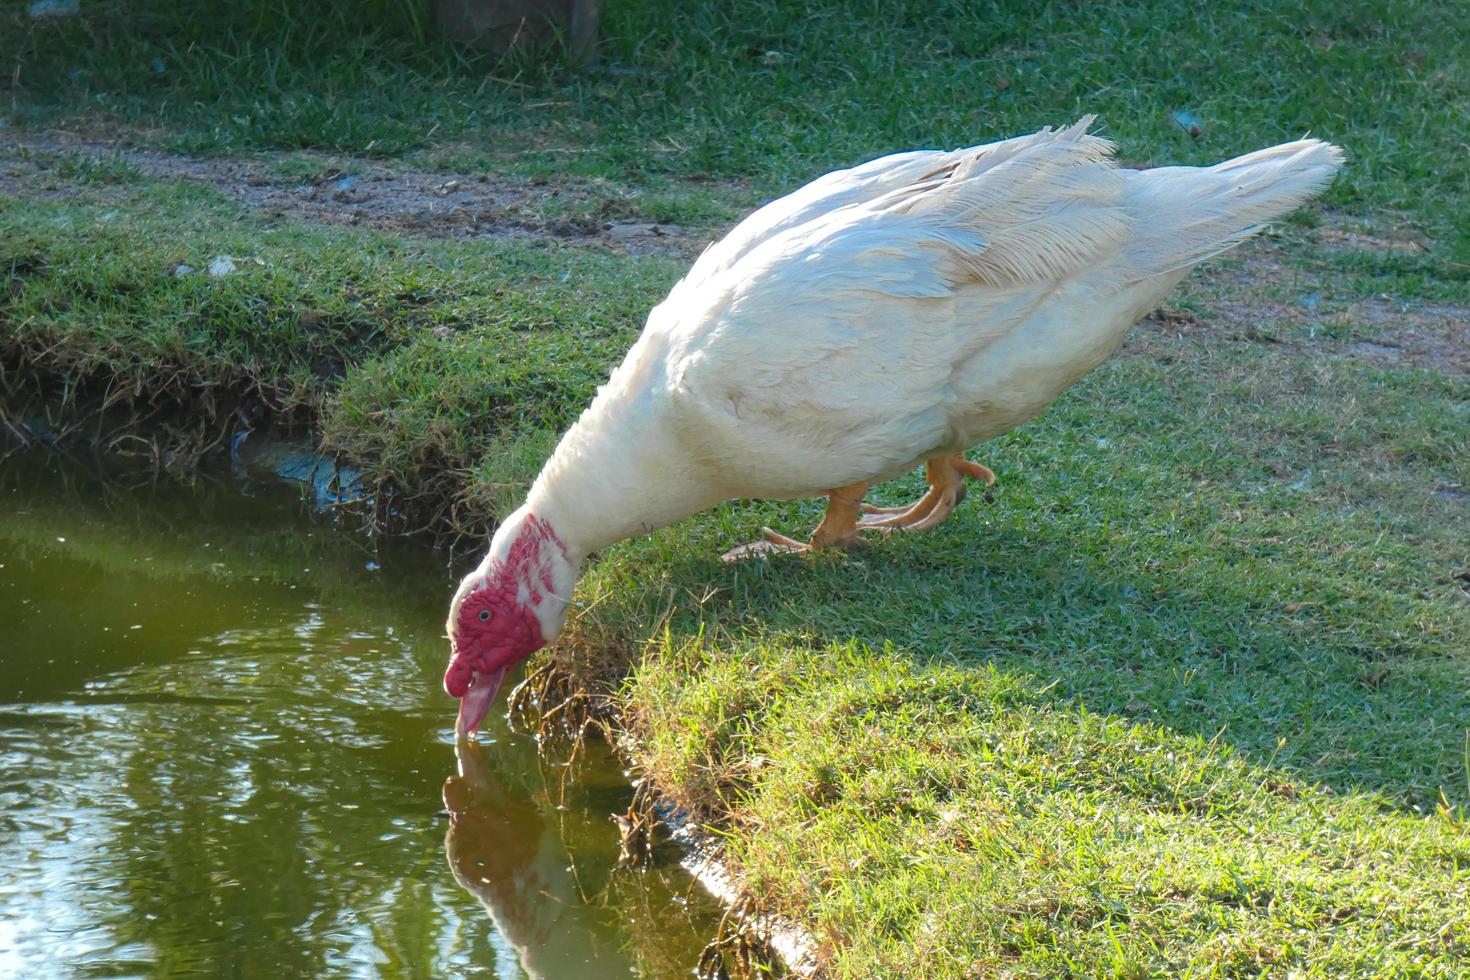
444, 507, 577, 736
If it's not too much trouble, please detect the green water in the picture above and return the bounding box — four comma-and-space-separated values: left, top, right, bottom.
0, 450, 719, 977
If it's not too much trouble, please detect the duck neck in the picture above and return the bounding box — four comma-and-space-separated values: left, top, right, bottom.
524, 395, 715, 558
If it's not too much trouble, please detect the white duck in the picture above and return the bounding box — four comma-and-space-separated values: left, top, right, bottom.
444, 117, 1343, 733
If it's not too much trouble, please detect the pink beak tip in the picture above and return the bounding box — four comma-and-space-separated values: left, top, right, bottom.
453, 666, 506, 740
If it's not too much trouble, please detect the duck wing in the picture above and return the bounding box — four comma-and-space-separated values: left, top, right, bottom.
659, 119, 1131, 494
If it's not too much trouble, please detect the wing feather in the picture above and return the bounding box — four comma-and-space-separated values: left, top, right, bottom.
695, 116, 1127, 326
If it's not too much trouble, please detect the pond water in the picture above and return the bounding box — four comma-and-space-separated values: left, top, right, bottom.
0, 449, 720, 977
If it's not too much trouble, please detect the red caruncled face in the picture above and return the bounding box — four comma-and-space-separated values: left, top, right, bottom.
446, 513, 566, 735
443, 582, 542, 699
444, 578, 545, 736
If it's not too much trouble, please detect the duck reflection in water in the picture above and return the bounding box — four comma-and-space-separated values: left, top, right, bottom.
443, 737, 635, 978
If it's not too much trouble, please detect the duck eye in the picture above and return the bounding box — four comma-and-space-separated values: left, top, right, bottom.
478, 609, 491, 622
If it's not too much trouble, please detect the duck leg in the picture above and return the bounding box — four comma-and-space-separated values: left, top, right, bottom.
723, 482, 868, 561
858, 455, 994, 532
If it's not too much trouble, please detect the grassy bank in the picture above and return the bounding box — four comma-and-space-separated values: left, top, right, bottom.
0, 181, 682, 525
6, 1, 1470, 975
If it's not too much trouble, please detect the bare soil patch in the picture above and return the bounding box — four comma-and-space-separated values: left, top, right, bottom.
1133, 239, 1469, 376
0, 132, 705, 256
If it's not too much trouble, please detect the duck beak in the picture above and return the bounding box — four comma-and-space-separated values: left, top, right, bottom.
455, 665, 509, 739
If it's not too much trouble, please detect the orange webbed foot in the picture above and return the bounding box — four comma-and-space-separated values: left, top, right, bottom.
857, 455, 994, 533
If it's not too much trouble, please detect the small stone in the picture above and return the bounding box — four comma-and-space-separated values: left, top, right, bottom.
207, 256, 236, 278
608, 222, 655, 238
1171, 109, 1204, 140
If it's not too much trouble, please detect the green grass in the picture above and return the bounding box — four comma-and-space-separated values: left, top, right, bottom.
13, 146, 147, 186
4, 2, 1470, 974
7, 0, 1470, 260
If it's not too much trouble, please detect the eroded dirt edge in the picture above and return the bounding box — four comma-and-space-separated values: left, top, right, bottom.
1, 132, 705, 255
